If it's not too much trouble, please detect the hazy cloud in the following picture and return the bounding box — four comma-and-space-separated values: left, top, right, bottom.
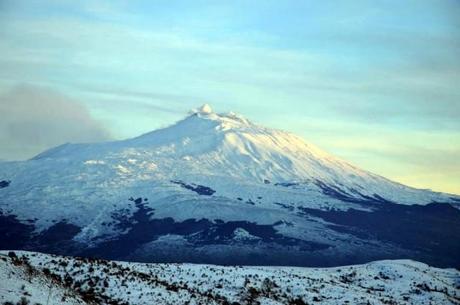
0, 85, 111, 160
77, 85, 199, 114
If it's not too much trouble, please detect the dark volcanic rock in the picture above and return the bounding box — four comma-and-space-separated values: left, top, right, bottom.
0, 212, 34, 249
82, 199, 329, 262
0, 180, 10, 188
171, 180, 216, 196
299, 202, 460, 268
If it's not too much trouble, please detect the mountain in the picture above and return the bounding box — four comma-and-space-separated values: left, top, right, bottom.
2, 251, 459, 305
1, 105, 459, 267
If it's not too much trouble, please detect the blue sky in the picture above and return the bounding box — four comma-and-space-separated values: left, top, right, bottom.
0, 0, 459, 194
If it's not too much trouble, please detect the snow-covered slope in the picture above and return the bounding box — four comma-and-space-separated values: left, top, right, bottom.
23, 104, 459, 205
1, 251, 459, 305
0, 105, 459, 268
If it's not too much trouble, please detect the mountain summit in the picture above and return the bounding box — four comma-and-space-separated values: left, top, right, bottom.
1, 106, 459, 267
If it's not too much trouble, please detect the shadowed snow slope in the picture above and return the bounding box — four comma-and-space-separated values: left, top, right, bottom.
0, 105, 459, 267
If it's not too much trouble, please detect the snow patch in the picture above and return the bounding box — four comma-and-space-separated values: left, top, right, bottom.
233, 227, 261, 240
84, 160, 105, 165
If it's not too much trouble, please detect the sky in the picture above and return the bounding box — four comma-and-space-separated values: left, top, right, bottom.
0, 0, 459, 194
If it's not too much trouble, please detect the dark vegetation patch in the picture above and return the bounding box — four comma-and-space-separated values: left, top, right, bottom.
171, 180, 216, 196
300, 202, 460, 268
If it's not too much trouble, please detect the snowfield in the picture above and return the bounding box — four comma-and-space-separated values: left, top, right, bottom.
1, 251, 459, 305
1, 105, 459, 267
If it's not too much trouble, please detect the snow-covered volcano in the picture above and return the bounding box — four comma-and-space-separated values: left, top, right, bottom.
26, 104, 459, 204
1, 105, 459, 267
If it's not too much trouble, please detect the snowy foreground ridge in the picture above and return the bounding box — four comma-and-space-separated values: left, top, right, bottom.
0, 105, 460, 267
1, 251, 459, 305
